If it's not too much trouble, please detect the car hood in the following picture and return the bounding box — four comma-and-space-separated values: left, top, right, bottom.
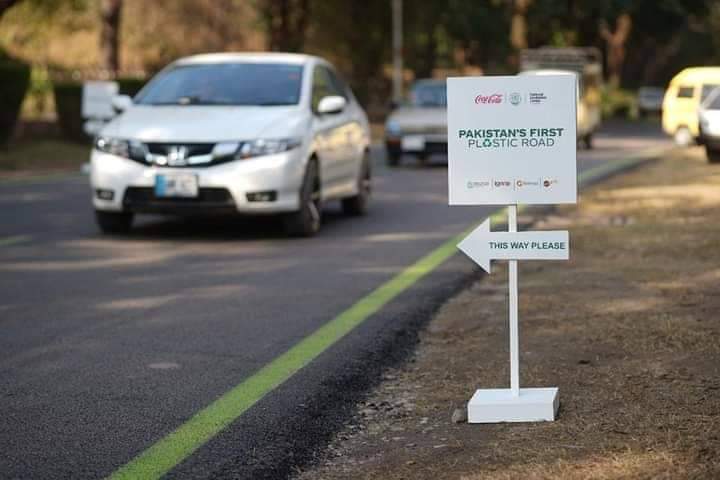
388, 107, 447, 129
101, 105, 306, 142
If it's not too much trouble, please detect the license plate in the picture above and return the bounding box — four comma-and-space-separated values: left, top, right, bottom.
155, 173, 199, 198
401, 135, 425, 151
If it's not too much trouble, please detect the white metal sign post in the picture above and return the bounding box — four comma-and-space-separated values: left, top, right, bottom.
447, 75, 577, 423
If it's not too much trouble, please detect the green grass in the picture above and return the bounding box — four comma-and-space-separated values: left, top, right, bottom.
0, 139, 90, 172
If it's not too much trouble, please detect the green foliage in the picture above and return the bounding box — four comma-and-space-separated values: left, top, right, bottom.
23, 66, 53, 119
306, 0, 391, 107
0, 49, 31, 146
602, 87, 638, 119
116, 77, 146, 96
52, 82, 86, 142
441, 0, 511, 71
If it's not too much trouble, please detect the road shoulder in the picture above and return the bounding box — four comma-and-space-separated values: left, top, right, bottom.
295, 147, 720, 480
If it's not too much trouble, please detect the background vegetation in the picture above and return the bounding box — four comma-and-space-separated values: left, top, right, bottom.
1, 0, 720, 144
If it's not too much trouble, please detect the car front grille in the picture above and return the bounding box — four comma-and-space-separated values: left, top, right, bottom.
123, 187, 237, 214
145, 143, 215, 157
128, 142, 237, 168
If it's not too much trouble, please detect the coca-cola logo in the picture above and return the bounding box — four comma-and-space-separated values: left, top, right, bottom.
474, 94, 503, 104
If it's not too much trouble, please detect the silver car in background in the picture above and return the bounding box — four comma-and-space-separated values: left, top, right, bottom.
384, 79, 447, 166
637, 86, 664, 117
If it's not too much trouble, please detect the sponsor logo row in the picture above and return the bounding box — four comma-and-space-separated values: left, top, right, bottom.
473, 92, 548, 106
466, 178, 559, 190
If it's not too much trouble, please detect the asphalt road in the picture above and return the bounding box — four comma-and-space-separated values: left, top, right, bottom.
0, 123, 670, 479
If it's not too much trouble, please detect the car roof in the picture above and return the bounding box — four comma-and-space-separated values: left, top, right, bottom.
174, 52, 321, 66
520, 68, 578, 77
671, 67, 720, 84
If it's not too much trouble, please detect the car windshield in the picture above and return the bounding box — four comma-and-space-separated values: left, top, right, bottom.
135, 63, 304, 106
410, 82, 446, 107
701, 84, 720, 101
706, 88, 720, 110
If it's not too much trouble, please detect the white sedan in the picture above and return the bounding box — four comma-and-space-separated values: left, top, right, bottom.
90, 53, 371, 236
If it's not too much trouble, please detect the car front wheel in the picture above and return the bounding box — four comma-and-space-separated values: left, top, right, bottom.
284, 160, 322, 237
95, 210, 133, 234
706, 147, 720, 164
674, 127, 693, 147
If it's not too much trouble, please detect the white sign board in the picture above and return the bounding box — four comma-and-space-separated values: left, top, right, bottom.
447, 75, 577, 205
457, 218, 569, 273
82, 81, 119, 120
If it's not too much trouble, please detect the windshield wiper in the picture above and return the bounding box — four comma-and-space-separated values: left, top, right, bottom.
177, 95, 203, 105
140, 99, 294, 106
254, 101, 294, 106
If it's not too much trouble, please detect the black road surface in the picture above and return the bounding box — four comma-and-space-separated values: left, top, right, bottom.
0, 124, 669, 479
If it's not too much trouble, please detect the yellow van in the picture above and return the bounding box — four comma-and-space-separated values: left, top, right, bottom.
662, 67, 720, 145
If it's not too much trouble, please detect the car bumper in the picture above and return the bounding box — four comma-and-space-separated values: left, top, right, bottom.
386, 134, 448, 155
90, 149, 305, 215
698, 123, 720, 148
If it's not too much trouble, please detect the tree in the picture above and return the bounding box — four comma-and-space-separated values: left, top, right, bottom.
259, 0, 310, 52
100, 0, 122, 76
0, 0, 21, 20
599, 13, 631, 87
443, 1, 511, 72
510, 0, 532, 51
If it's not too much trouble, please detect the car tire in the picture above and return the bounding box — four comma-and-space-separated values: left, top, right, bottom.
386, 150, 401, 167
417, 153, 429, 166
706, 147, 720, 164
583, 133, 593, 150
284, 160, 322, 237
674, 127, 693, 147
342, 153, 371, 216
95, 210, 133, 234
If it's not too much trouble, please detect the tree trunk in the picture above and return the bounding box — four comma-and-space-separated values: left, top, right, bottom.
600, 13, 632, 88
509, 0, 532, 69
100, 0, 123, 77
510, 0, 532, 51
265, 0, 310, 52
0, 0, 21, 21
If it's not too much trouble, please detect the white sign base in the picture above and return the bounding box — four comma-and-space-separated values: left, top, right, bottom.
467, 387, 559, 423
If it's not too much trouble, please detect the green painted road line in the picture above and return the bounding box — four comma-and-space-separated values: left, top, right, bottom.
0, 235, 31, 247
579, 147, 664, 186
110, 147, 665, 480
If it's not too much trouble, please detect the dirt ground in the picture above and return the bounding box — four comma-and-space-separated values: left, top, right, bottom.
296, 147, 720, 480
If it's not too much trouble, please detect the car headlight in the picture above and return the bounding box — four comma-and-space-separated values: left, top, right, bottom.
94, 136, 147, 162
386, 120, 402, 136
215, 138, 302, 160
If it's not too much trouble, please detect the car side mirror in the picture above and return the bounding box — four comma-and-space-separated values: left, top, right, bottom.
317, 95, 347, 115
111, 95, 133, 113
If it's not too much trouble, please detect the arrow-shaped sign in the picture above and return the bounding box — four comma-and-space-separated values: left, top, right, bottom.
457, 218, 569, 273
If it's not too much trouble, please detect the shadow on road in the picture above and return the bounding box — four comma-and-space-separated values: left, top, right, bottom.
117, 206, 363, 243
